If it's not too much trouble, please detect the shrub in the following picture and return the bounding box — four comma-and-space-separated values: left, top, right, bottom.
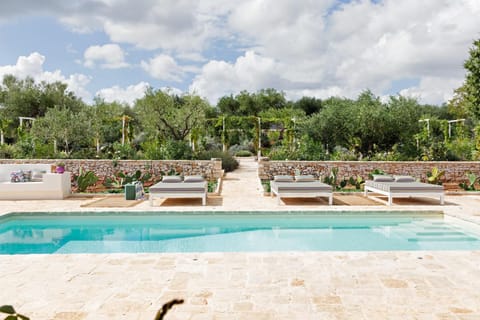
104, 170, 152, 188
368, 169, 386, 180
235, 150, 253, 157
70, 147, 97, 159
330, 146, 357, 161
0, 144, 17, 159
267, 146, 299, 160
160, 140, 194, 160
228, 142, 255, 155
323, 167, 347, 190
112, 142, 137, 160
196, 150, 239, 172
459, 172, 478, 191
348, 175, 365, 190
426, 167, 445, 185
262, 180, 271, 193
296, 135, 328, 160
75, 169, 99, 192
207, 181, 217, 193
141, 140, 163, 160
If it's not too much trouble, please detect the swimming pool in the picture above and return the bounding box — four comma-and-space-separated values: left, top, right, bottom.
1, 211, 480, 254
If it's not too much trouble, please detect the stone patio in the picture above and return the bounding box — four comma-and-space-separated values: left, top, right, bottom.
1, 158, 480, 319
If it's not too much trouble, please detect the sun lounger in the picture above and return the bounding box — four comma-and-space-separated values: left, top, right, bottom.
364, 175, 444, 206
149, 175, 207, 206
271, 175, 333, 205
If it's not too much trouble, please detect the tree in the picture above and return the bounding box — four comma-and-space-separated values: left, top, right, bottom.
255, 88, 288, 110
294, 96, 323, 115
86, 98, 129, 154
135, 89, 210, 141
448, 84, 471, 119
301, 97, 355, 153
0, 75, 85, 143
217, 94, 240, 115
461, 39, 480, 120
32, 106, 91, 155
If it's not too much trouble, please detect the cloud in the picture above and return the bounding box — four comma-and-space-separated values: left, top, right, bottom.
83, 44, 128, 69
399, 76, 464, 105
1, 0, 480, 105
60, 0, 232, 52
222, 0, 480, 104
0, 52, 45, 77
95, 81, 149, 105
141, 54, 184, 82
284, 87, 347, 102
190, 51, 284, 103
0, 52, 92, 102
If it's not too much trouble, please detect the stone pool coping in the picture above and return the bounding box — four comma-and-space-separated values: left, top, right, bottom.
1, 157, 480, 319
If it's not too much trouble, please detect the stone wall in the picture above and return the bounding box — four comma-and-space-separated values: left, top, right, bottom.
258, 157, 480, 183
0, 159, 223, 181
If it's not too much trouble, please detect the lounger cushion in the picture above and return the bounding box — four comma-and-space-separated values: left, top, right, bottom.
274, 175, 294, 182
150, 181, 207, 193
365, 180, 443, 193
394, 175, 416, 183
184, 175, 205, 183
161, 176, 182, 183
373, 175, 394, 182
272, 181, 332, 193
295, 175, 316, 182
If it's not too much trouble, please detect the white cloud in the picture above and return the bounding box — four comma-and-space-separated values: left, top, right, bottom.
58, 0, 233, 53
2, 0, 480, 105
83, 44, 128, 69
160, 86, 183, 96
285, 87, 348, 102
0, 52, 45, 78
0, 52, 92, 102
190, 51, 283, 103
96, 82, 149, 105
399, 77, 464, 105
141, 54, 184, 82
223, 0, 480, 104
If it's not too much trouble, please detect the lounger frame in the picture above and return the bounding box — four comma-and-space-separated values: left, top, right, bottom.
271, 181, 333, 205
149, 182, 207, 206
364, 182, 444, 206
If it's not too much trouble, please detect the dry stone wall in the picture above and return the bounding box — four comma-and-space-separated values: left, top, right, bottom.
258, 157, 480, 183
0, 159, 223, 181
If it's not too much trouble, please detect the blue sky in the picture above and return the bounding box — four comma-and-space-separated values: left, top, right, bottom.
0, 0, 479, 106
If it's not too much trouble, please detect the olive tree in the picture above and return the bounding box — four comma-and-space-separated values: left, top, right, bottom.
32, 106, 92, 156
135, 89, 210, 141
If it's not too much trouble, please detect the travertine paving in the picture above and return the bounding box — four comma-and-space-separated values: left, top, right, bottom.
1, 158, 480, 319
2, 252, 480, 319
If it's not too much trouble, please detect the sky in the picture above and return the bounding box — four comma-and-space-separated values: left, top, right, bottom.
0, 0, 479, 107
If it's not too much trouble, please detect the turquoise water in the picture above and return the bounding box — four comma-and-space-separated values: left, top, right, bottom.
1, 212, 480, 254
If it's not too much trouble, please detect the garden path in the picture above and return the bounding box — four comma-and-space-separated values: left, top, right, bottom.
220, 157, 265, 210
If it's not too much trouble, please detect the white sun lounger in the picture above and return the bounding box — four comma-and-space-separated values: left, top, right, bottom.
271, 175, 333, 205
364, 179, 444, 206
149, 175, 207, 206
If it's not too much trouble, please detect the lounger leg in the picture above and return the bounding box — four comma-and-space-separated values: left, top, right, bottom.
388, 195, 393, 206
202, 195, 206, 206
440, 194, 444, 205
328, 194, 333, 205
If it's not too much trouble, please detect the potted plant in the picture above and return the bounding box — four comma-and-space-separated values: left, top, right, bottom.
56, 162, 66, 174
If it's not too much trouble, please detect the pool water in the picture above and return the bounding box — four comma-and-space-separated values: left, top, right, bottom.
1, 212, 480, 254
